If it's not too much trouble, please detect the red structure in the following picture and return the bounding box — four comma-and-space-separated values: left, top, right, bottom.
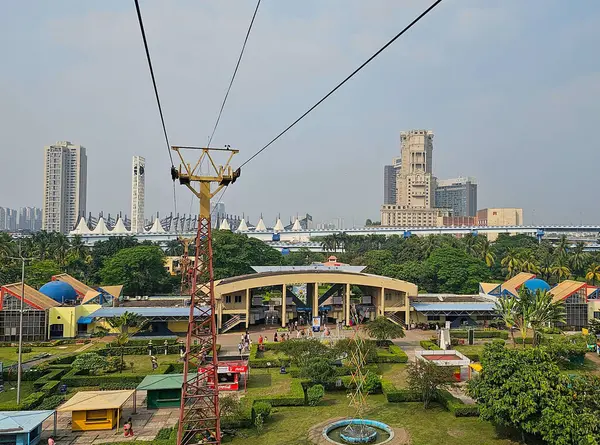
177, 217, 221, 445
200, 361, 249, 392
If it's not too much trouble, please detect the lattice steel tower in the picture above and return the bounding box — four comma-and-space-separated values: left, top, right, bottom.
172, 146, 240, 445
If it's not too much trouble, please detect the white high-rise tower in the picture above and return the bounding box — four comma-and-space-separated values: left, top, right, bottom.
42, 141, 87, 233
131, 156, 146, 233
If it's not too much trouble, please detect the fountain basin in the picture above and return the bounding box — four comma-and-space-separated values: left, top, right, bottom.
323, 419, 394, 444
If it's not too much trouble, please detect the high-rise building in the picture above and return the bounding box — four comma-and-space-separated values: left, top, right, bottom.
18, 207, 43, 231
435, 177, 478, 217
131, 156, 146, 233
396, 130, 435, 209
0, 207, 17, 231
383, 157, 402, 205
42, 141, 87, 233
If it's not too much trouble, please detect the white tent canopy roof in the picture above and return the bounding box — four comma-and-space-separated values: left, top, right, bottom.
255, 218, 266, 231
92, 217, 110, 235
148, 218, 165, 233
72, 217, 91, 234
219, 219, 231, 231
292, 219, 301, 231
112, 217, 129, 234
274, 218, 284, 232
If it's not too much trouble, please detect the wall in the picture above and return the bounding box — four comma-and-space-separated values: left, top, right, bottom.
48, 304, 101, 338
167, 321, 188, 334
221, 292, 247, 311
72, 408, 118, 431
588, 300, 600, 321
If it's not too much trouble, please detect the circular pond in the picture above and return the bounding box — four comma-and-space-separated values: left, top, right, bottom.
323, 419, 394, 444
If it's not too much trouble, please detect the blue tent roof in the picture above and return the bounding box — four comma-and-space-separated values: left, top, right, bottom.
523, 278, 551, 293
0, 411, 54, 434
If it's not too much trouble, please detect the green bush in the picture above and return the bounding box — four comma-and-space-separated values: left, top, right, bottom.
59, 365, 172, 388
341, 372, 382, 394
252, 401, 272, 420
248, 344, 280, 368
386, 389, 422, 403
436, 390, 479, 417
307, 384, 325, 406
48, 354, 77, 365
37, 395, 66, 410
451, 330, 508, 340
514, 337, 534, 344
34, 368, 67, 389
375, 345, 408, 363
19, 347, 33, 353
419, 340, 441, 350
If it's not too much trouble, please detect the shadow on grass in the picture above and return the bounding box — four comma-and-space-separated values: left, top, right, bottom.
247, 373, 272, 388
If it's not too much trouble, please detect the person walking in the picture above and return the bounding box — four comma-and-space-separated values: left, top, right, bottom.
123, 417, 134, 437
296, 329, 301, 339
48, 437, 55, 445
238, 342, 243, 357
294, 320, 298, 331
273, 332, 278, 342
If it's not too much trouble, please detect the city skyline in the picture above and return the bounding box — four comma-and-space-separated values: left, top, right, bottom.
1, 1, 599, 225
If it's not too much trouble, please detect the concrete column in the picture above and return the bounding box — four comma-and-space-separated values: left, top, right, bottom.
405, 292, 410, 327
245, 288, 250, 328
380, 286, 385, 317
282, 284, 287, 328
218, 300, 223, 329
313, 282, 319, 320
345, 283, 351, 326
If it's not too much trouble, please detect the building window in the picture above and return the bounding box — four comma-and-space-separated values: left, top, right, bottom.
427, 315, 440, 321
385, 293, 391, 301
225, 296, 231, 304
594, 311, 600, 319
234, 295, 242, 304
86, 410, 108, 421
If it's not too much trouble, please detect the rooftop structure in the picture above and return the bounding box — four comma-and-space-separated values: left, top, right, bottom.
0, 410, 56, 445
58, 390, 134, 431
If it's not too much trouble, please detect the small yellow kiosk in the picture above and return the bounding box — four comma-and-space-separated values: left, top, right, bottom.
57, 390, 134, 431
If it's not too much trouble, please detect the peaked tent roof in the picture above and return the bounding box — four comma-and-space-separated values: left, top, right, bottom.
81, 290, 102, 304
255, 218, 266, 231
0, 410, 55, 434
57, 390, 134, 412
112, 217, 129, 234
71, 217, 91, 235
292, 219, 301, 231
101, 285, 123, 298
550, 280, 587, 303
219, 219, 231, 231
92, 217, 110, 234
53, 273, 96, 297
274, 218, 284, 232
236, 218, 248, 232
1, 283, 60, 310
148, 218, 165, 233
480, 283, 501, 294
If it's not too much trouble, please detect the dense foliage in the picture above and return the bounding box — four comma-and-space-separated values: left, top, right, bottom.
364, 317, 405, 342
406, 358, 454, 408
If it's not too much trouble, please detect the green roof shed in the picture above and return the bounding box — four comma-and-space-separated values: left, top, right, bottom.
137, 374, 184, 409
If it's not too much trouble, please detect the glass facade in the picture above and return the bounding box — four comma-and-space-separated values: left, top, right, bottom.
564, 289, 588, 329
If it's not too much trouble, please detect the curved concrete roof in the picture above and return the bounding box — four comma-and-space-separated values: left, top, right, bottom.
214, 270, 417, 296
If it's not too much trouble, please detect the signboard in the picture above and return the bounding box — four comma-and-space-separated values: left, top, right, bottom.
312, 316, 321, 332
291, 284, 307, 305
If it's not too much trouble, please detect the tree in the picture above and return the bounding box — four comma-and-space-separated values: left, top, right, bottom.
72, 352, 108, 375
0, 232, 15, 260
26, 260, 61, 288
363, 317, 405, 343
586, 263, 600, 285
556, 234, 570, 259
363, 250, 393, 275
100, 245, 171, 295
164, 239, 183, 256
424, 247, 491, 294
212, 231, 281, 279
51, 233, 71, 267
105, 311, 146, 335
501, 249, 521, 279
552, 263, 571, 282
494, 296, 518, 347
468, 342, 562, 443
300, 357, 337, 385
570, 242, 590, 278
529, 290, 566, 346
406, 359, 454, 409
462, 233, 478, 256
476, 237, 496, 268
517, 251, 540, 274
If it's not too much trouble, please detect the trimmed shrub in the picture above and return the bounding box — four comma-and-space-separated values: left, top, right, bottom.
419, 340, 441, 350
514, 337, 534, 344
254, 379, 305, 406
386, 389, 422, 403
37, 395, 66, 410
451, 330, 508, 340
307, 384, 325, 406
376, 345, 408, 363
252, 401, 272, 420
436, 390, 479, 417
19, 347, 33, 353
34, 368, 67, 389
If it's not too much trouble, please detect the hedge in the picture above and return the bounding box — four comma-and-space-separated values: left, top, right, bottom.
376, 345, 408, 363
60, 364, 174, 387
381, 379, 420, 402
99, 344, 220, 356
47, 354, 77, 365
419, 340, 442, 350
451, 330, 508, 340
248, 344, 281, 368
514, 337, 534, 344
437, 390, 479, 417
34, 368, 67, 389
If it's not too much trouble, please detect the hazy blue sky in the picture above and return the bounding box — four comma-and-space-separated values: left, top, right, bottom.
1, 1, 599, 227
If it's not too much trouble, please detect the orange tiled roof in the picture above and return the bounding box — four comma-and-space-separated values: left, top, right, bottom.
1, 282, 61, 310
52, 273, 95, 297
550, 280, 587, 303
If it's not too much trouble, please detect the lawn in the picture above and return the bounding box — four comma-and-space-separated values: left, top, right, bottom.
378, 363, 407, 388
0, 381, 35, 403
246, 368, 292, 397
225, 392, 519, 445
0, 345, 82, 366
104, 354, 182, 374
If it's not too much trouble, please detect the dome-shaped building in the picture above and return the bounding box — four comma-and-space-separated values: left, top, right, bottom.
523, 278, 551, 294
39, 281, 78, 303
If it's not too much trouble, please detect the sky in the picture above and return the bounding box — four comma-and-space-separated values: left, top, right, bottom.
1, 0, 599, 227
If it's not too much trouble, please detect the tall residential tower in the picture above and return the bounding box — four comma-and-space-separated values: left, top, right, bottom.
435, 177, 477, 217
131, 156, 146, 233
42, 141, 87, 233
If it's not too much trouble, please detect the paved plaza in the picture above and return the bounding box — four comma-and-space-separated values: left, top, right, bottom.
40, 391, 179, 444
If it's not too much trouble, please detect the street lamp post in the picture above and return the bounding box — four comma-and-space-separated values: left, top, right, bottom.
8, 247, 34, 405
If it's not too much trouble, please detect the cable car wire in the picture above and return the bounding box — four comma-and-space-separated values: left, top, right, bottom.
239, 0, 443, 169
208, 0, 262, 148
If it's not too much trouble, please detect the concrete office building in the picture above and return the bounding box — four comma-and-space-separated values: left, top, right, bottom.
477, 208, 524, 226
131, 156, 146, 233
435, 177, 478, 217
381, 130, 442, 227
42, 141, 87, 233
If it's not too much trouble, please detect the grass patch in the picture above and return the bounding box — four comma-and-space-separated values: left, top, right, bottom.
224, 392, 518, 445
247, 369, 292, 398
0, 382, 36, 403
0, 345, 82, 366
378, 363, 407, 388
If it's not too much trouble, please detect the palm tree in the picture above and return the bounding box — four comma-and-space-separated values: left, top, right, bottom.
0, 233, 15, 260
501, 249, 521, 278
530, 290, 566, 346
555, 235, 569, 259
320, 235, 337, 253
517, 252, 540, 274
538, 254, 554, 282
463, 233, 478, 256
164, 239, 183, 256
494, 296, 518, 347
32, 231, 52, 260
421, 235, 439, 259
586, 263, 600, 285
51, 233, 71, 268
551, 259, 571, 282
105, 312, 147, 372
476, 237, 495, 268
69, 235, 89, 260
570, 241, 589, 278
